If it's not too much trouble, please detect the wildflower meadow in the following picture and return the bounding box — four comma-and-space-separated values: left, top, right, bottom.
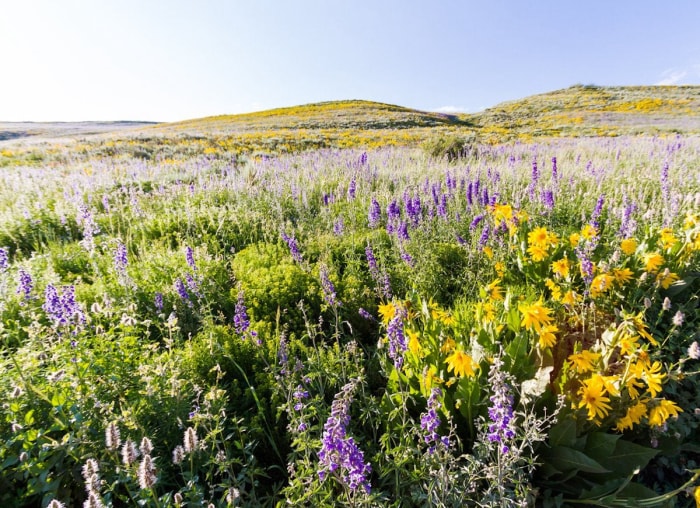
1, 131, 700, 507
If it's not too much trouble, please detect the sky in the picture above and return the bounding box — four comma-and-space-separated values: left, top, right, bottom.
2, 0, 700, 122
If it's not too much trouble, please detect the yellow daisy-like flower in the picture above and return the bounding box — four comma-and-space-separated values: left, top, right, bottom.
483, 245, 494, 259
421, 365, 442, 392
477, 301, 496, 323
551, 258, 570, 278
600, 375, 621, 397
684, 213, 699, 230
656, 270, 679, 290
620, 238, 637, 255
485, 279, 504, 301
407, 329, 422, 356
612, 267, 634, 286
538, 324, 559, 349
494, 261, 506, 278
490, 202, 514, 223
648, 399, 682, 427
528, 227, 550, 247
569, 232, 581, 247
658, 228, 678, 250
441, 337, 456, 354
581, 224, 597, 240
378, 302, 396, 324
545, 278, 562, 302
578, 375, 612, 421
527, 244, 549, 262
561, 290, 577, 306
614, 401, 648, 432
568, 350, 601, 374
445, 350, 477, 378
643, 361, 666, 398
590, 273, 615, 298
518, 300, 554, 333
642, 252, 664, 273
618, 333, 641, 357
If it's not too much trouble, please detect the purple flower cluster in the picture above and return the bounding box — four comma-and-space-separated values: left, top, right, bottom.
368, 198, 381, 229
0, 247, 8, 272
420, 388, 450, 453
486, 357, 516, 453
318, 380, 372, 494
661, 161, 669, 202
233, 290, 250, 334
185, 246, 196, 271
590, 194, 605, 230
319, 265, 341, 307
43, 284, 85, 331
365, 245, 391, 299
113, 241, 128, 276
174, 278, 192, 307
154, 292, 164, 312
404, 194, 422, 226
16, 269, 33, 301
77, 205, 100, 253
281, 232, 303, 264
387, 307, 407, 370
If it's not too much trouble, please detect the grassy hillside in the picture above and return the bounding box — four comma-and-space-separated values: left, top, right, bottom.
1, 85, 699, 165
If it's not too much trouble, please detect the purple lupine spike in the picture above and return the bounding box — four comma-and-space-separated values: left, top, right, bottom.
318, 380, 372, 494
16, 269, 33, 300
551, 156, 558, 181
486, 356, 516, 454
347, 178, 356, 200
590, 194, 605, 229
320, 265, 341, 307
185, 246, 196, 271
154, 292, 164, 312
420, 388, 450, 453
281, 232, 303, 264
387, 307, 407, 370
333, 217, 345, 236
114, 241, 128, 276
542, 189, 555, 210
396, 222, 409, 241
368, 198, 381, 229
469, 214, 484, 231
661, 161, 670, 202
233, 290, 250, 334
0, 247, 8, 272
478, 225, 490, 248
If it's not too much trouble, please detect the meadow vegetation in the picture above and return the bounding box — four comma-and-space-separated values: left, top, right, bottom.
1, 86, 700, 507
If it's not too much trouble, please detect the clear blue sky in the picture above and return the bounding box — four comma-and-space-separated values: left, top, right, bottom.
2, 0, 699, 122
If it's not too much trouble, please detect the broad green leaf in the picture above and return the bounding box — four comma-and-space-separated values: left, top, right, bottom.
617, 481, 663, 500
579, 477, 629, 499
598, 439, 659, 476
584, 432, 621, 463
548, 417, 577, 448
543, 445, 610, 474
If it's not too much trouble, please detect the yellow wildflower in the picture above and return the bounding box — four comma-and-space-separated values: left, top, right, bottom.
612, 267, 634, 286
483, 246, 494, 259
614, 401, 647, 432
568, 350, 600, 374
642, 252, 664, 273
590, 273, 615, 298
578, 375, 612, 421
656, 270, 679, 289
445, 350, 477, 378
421, 365, 442, 392
441, 337, 456, 354
643, 361, 666, 398
581, 224, 597, 240
551, 258, 570, 278
658, 228, 678, 250
491, 202, 514, 223
528, 227, 550, 247
620, 238, 637, 255
648, 399, 682, 427
407, 329, 422, 356
527, 244, 549, 262
545, 278, 562, 302
538, 324, 559, 349
518, 300, 554, 333
561, 290, 577, 306
378, 302, 396, 324
569, 232, 581, 247
494, 262, 506, 278
477, 301, 496, 323
485, 279, 504, 301
618, 333, 640, 357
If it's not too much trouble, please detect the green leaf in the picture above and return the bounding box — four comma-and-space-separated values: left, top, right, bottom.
578, 477, 629, 499
584, 432, 621, 463
617, 481, 662, 500
543, 445, 610, 474
548, 418, 577, 448
598, 439, 659, 477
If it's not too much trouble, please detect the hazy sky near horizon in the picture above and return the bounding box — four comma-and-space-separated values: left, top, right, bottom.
2, 1, 700, 122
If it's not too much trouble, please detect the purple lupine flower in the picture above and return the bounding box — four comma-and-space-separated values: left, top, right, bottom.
154, 292, 164, 312
114, 241, 128, 276
102, 194, 111, 214
405, 195, 422, 226
542, 189, 555, 210
619, 199, 637, 238
333, 217, 345, 236
576, 244, 595, 288
661, 161, 669, 202
185, 273, 202, 299
281, 232, 303, 264
590, 194, 605, 229
358, 308, 375, 321
386, 307, 407, 370
77, 205, 100, 253
456, 234, 467, 245
396, 221, 410, 241
358, 152, 368, 166
278, 332, 289, 375
320, 265, 341, 307
437, 194, 448, 219
174, 278, 192, 306
387, 200, 401, 222
368, 198, 381, 228
466, 181, 474, 206
233, 290, 250, 334
185, 246, 196, 271
16, 269, 33, 301
318, 380, 372, 494
478, 225, 490, 248
292, 385, 309, 411
347, 178, 356, 200
365, 245, 380, 281
420, 388, 450, 453
0, 247, 8, 272
551, 156, 558, 181
43, 284, 86, 331
486, 356, 516, 453
470, 214, 484, 231
481, 187, 490, 206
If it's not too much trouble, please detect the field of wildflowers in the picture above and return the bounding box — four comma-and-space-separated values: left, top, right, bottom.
1, 125, 700, 507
